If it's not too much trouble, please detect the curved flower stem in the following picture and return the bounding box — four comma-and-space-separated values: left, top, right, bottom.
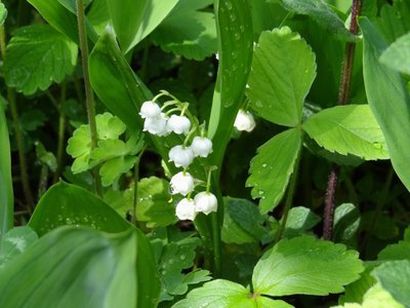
0, 23, 34, 210
76, 0, 102, 196
275, 150, 301, 243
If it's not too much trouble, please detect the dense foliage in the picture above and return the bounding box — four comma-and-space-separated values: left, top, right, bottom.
0, 0, 409, 307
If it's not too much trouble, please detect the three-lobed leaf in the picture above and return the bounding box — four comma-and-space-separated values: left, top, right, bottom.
4, 25, 78, 95
247, 128, 302, 214
247, 27, 317, 127
303, 105, 389, 160
252, 235, 364, 296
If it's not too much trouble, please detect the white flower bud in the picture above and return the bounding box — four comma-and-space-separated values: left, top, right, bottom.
143, 113, 169, 136
194, 192, 218, 215
176, 198, 197, 221
169, 145, 194, 168
167, 115, 191, 135
139, 101, 161, 119
234, 109, 256, 132
191, 136, 213, 158
170, 172, 195, 196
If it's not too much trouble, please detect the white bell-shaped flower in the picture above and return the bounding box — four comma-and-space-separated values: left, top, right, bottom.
191, 136, 213, 158
169, 145, 194, 168
170, 171, 195, 196
194, 192, 218, 215
234, 109, 256, 132
139, 101, 161, 119
167, 115, 191, 135
143, 113, 169, 136
176, 198, 197, 221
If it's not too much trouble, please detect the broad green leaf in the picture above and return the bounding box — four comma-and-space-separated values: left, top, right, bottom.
303, 105, 389, 160
248, 27, 317, 127
172, 0, 213, 12
283, 206, 321, 238
4, 25, 78, 95
0, 226, 160, 308
361, 17, 410, 191
99, 156, 137, 187
87, 0, 109, 35
252, 235, 364, 296
280, 0, 355, 42
173, 279, 292, 308
125, 0, 180, 53
378, 228, 410, 261
247, 128, 302, 214
29, 182, 131, 236
27, 0, 79, 43
379, 32, 410, 75
151, 8, 217, 60
0, 227, 38, 268
0, 3, 7, 26
57, 0, 93, 13
0, 99, 13, 234
336, 283, 404, 308
106, 0, 148, 52
222, 197, 267, 244
372, 260, 410, 307
135, 177, 176, 228
208, 0, 253, 165
333, 203, 360, 243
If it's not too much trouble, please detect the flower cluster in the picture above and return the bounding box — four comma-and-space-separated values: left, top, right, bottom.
139, 91, 218, 221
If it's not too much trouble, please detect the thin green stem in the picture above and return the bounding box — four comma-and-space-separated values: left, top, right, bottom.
131, 148, 145, 226
275, 150, 301, 243
0, 24, 34, 210
53, 83, 67, 183
76, 0, 102, 196
210, 175, 223, 276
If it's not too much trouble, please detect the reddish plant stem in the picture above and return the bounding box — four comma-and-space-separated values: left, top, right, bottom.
323, 0, 361, 240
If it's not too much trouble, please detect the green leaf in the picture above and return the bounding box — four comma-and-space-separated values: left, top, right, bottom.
252, 235, 364, 296
0, 99, 13, 234
208, 0, 253, 164
378, 229, 410, 261
27, 0, 79, 43
0, 3, 7, 26
248, 27, 317, 127
106, 0, 148, 52
376, 0, 410, 43
28, 182, 131, 236
57, 0, 93, 13
124, 0, 180, 53
379, 32, 410, 75
246, 128, 302, 214
222, 197, 268, 244
303, 105, 389, 160
35, 142, 57, 172
151, 8, 217, 60
4, 25, 77, 95
0, 227, 38, 268
361, 17, 410, 191
372, 260, 410, 307
280, 0, 355, 42
283, 206, 321, 238
87, 0, 109, 35
159, 236, 205, 297
134, 177, 176, 228
333, 203, 360, 243
173, 279, 292, 308
0, 226, 160, 307
66, 113, 127, 174
99, 156, 137, 187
